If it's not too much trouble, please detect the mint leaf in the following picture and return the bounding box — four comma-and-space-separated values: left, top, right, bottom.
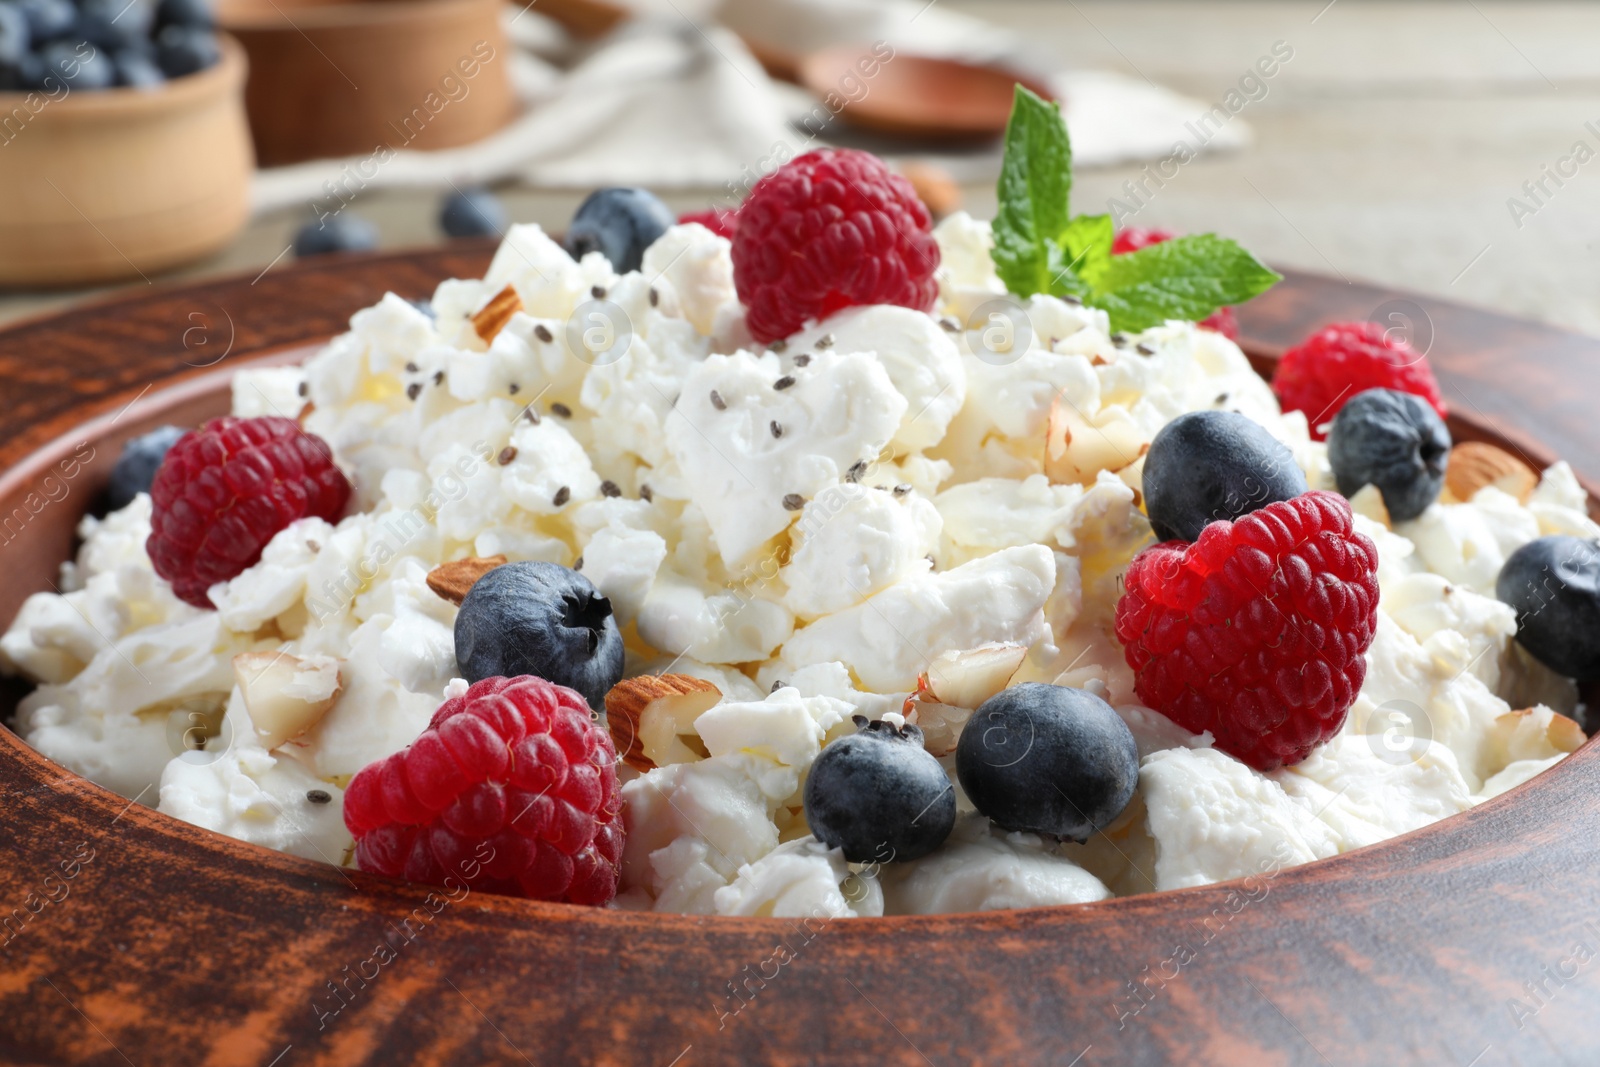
1056, 213, 1113, 296
991, 85, 1280, 328
992, 85, 1074, 299
1084, 234, 1281, 333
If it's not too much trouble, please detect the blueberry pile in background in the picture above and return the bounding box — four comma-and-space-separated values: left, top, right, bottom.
0, 0, 219, 93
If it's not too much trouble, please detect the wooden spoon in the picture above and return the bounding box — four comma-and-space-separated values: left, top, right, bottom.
534, 0, 1054, 141
796, 45, 1054, 140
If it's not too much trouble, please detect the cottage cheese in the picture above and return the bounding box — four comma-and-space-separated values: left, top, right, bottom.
2, 216, 1587, 916
881, 813, 1112, 913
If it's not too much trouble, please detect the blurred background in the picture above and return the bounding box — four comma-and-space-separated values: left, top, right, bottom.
1, 0, 1595, 335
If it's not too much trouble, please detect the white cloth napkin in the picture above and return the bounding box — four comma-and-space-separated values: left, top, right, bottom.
250, 0, 1247, 216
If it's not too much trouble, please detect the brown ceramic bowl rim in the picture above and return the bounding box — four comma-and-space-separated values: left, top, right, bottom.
0, 33, 246, 116
216, 0, 502, 33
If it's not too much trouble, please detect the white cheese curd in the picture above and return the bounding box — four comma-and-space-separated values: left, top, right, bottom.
1526, 462, 1600, 539
620, 753, 796, 914
763, 660, 904, 723
581, 523, 669, 623
882, 813, 1112, 914
1141, 747, 1341, 891
665, 348, 906, 568
1382, 572, 1516, 691
934, 475, 1084, 567
640, 222, 736, 338
16, 610, 259, 802
932, 211, 1005, 302
231, 365, 308, 420
780, 544, 1056, 692
158, 694, 352, 864
2, 216, 1587, 913
1345, 613, 1515, 792
781, 485, 940, 619
1480, 756, 1566, 799
637, 576, 795, 664
713, 837, 883, 918
788, 304, 967, 452
1398, 487, 1543, 596
695, 688, 849, 779
1272, 734, 1475, 851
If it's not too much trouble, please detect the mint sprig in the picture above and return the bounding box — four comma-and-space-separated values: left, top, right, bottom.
992, 86, 1280, 333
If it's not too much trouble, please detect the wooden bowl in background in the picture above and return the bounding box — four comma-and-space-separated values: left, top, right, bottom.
0, 36, 252, 288
217, 0, 515, 167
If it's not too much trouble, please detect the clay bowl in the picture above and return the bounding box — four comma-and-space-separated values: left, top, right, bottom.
215, 0, 515, 166
4, 247, 1600, 1065
0, 35, 252, 287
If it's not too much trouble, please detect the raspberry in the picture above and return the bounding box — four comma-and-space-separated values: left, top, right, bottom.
1197, 304, 1240, 341
679, 207, 738, 240
1112, 226, 1238, 338
1113, 491, 1380, 771
147, 416, 350, 608
1111, 226, 1175, 254
732, 149, 939, 343
343, 676, 623, 906
1272, 321, 1447, 441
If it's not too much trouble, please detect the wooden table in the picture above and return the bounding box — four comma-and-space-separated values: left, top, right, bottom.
2, 247, 1599, 1066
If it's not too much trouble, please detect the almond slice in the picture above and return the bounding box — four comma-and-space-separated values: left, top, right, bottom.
898, 161, 961, 219
1347, 483, 1392, 528
1445, 441, 1537, 503
1044, 395, 1148, 486
903, 696, 972, 757
426, 555, 507, 606
234, 651, 342, 750
605, 674, 722, 772
471, 284, 523, 343
924, 642, 1028, 709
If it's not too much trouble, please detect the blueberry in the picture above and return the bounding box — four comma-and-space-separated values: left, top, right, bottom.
293, 214, 378, 257
0, 4, 32, 66
1327, 388, 1450, 522
76, 0, 152, 50
39, 39, 112, 89
112, 47, 164, 88
1496, 535, 1600, 680
440, 186, 508, 239
16, 0, 75, 40
154, 0, 212, 29
1, 50, 43, 89
108, 425, 186, 511
563, 187, 674, 274
803, 716, 955, 863
955, 683, 1138, 843
454, 561, 625, 711
1143, 410, 1309, 542
154, 22, 215, 77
